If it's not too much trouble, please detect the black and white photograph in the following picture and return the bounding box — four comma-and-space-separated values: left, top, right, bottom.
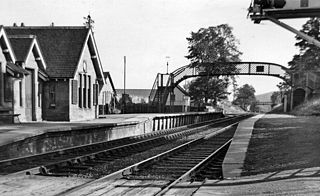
0, 0, 320, 195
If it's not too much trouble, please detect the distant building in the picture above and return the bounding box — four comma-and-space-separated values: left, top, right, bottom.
0, 25, 116, 123
116, 89, 151, 104
165, 86, 191, 112
291, 71, 320, 107
117, 86, 191, 112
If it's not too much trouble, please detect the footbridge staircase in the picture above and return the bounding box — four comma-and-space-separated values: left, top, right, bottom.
149, 62, 289, 112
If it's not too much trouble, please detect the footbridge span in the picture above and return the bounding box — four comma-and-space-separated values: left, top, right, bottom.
149, 62, 288, 112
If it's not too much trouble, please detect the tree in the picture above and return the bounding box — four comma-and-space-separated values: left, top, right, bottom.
289, 18, 320, 72
185, 24, 242, 105
188, 76, 230, 106
186, 24, 242, 67
233, 84, 256, 111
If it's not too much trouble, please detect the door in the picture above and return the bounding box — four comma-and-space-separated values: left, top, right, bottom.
25, 69, 36, 121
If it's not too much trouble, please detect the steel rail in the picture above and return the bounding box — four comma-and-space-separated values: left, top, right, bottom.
2, 114, 250, 176
155, 138, 233, 196
40, 115, 246, 176
57, 122, 239, 196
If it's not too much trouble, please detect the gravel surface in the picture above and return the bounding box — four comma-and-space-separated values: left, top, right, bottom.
0, 125, 225, 196
81, 126, 224, 178
242, 114, 320, 176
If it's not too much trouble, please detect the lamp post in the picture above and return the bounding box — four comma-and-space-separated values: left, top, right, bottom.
165, 56, 170, 74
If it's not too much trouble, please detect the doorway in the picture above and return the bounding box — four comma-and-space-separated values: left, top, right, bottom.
25, 69, 36, 121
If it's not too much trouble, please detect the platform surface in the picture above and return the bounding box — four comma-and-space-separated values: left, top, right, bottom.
222, 114, 264, 178
192, 114, 320, 195
0, 114, 158, 147
193, 168, 320, 195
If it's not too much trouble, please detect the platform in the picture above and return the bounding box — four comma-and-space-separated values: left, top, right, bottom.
0, 114, 156, 147
192, 114, 320, 195
0, 112, 224, 160
222, 114, 264, 178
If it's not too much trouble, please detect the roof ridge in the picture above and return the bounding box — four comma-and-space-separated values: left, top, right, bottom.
5, 26, 89, 30
8, 35, 36, 39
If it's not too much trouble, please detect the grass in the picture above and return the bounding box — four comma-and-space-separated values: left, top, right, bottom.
242, 114, 320, 176
291, 97, 320, 116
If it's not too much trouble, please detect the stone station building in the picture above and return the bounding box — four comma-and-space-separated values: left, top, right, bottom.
0, 24, 116, 123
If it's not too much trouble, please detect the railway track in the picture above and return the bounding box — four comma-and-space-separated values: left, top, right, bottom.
58, 122, 241, 196
0, 114, 250, 177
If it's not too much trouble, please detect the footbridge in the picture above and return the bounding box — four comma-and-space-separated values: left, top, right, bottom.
149, 62, 288, 112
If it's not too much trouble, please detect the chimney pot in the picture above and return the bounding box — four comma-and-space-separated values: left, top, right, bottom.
21, 22, 24, 27
13, 23, 17, 27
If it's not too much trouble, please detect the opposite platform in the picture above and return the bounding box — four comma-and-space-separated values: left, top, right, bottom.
0, 112, 223, 160
0, 114, 156, 147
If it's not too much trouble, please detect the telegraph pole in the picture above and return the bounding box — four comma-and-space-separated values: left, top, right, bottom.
123, 56, 126, 113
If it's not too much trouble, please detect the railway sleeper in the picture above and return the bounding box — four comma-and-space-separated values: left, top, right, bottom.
161, 161, 200, 166
66, 165, 92, 170
172, 155, 210, 160
138, 169, 188, 177
41, 172, 71, 177
86, 160, 109, 164
199, 168, 222, 175
197, 171, 222, 178
164, 157, 203, 163
157, 162, 196, 167
146, 167, 191, 173
94, 157, 115, 162
207, 163, 223, 168
125, 174, 175, 181
151, 166, 193, 171
177, 151, 213, 156
166, 157, 206, 161
51, 168, 82, 174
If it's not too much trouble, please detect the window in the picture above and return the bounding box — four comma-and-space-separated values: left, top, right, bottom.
93, 83, 98, 106
38, 82, 42, 107
49, 82, 56, 107
4, 74, 13, 102
71, 80, 78, 104
256, 66, 264, 73
102, 91, 106, 105
78, 74, 82, 108
88, 75, 91, 108
20, 81, 23, 106
301, 0, 309, 7
83, 75, 87, 108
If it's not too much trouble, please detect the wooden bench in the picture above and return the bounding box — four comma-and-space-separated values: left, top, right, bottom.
0, 113, 21, 123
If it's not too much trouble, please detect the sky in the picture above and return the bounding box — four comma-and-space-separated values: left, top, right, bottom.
0, 0, 308, 95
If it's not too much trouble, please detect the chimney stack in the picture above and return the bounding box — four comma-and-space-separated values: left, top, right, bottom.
13, 23, 17, 27
21, 22, 25, 27
51, 22, 54, 27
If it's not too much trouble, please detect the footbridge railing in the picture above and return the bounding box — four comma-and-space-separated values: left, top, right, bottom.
149, 62, 289, 111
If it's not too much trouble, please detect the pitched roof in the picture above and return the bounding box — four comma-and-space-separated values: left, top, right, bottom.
103, 72, 116, 94
8, 36, 34, 62
0, 26, 16, 62
5, 26, 90, 78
